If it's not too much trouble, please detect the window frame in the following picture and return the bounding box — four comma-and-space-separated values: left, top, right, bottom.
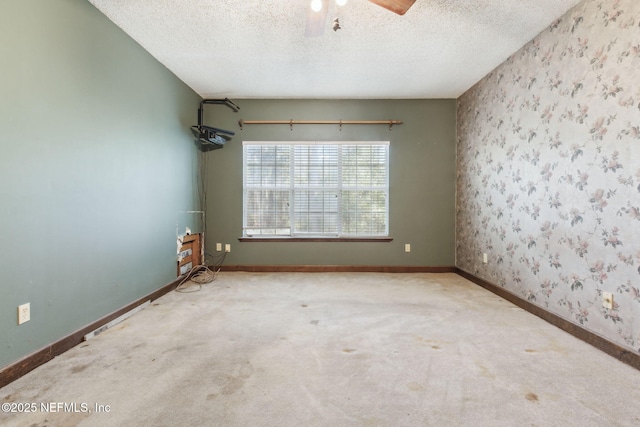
242, 141, 390, 239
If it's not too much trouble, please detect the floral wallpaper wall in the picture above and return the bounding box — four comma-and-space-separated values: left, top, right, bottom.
456, 0, 640, 354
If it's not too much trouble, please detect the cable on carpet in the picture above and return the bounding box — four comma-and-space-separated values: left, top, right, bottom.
175, 251, 227, 293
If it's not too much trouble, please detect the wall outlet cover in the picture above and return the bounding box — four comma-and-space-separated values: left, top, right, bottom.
18, 303, 30, 325
602, 292, 614, 310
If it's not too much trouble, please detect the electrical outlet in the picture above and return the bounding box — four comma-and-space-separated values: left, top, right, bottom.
602, 292, 614, 310
405, 244, 411, 253
216, 243, 222, 252
225, 244, 231, 253
483, 253, 488, 264
18, 303, 30, 325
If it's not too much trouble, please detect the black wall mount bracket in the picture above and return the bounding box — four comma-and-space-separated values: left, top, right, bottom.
191, 98, 240, 151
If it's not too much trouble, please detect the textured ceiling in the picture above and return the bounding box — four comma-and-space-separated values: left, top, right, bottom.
88, 0, 582, 99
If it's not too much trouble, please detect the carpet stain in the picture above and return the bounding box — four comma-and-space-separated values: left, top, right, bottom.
31, 411, 90, 426
162, 345, 186, 354
525, 349, 537, 353
60, 411, 91, 425
301, 304, 308, 308
2, 393, 16, 402
240, 361, 254, 377
206, 393, 218, 400
431, 345, 441, 350
71, 364, 89, 374
525, 392, 539, 402
477, 364, 495, 379
546, 339, 569, 356
415, 336, 450, 346
222, 362, 255, 395
407, 382, 424, 391
310, 320, 319, 325
222, 377, 244, 395
343, 348, 356, 353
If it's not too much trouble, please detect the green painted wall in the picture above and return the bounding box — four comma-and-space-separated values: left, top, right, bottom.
0, 0, 201, 368
203, 99, 456, 266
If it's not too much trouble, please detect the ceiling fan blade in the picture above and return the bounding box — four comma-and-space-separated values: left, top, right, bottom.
305, 0, 329, 37
367, 0, 416, 15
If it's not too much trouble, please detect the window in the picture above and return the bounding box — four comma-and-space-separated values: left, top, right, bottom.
243, 141, 389, 238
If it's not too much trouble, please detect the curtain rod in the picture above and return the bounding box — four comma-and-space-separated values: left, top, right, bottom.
238, 119, 403, 131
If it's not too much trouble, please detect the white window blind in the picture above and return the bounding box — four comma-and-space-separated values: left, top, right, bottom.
243, 141, 389, 238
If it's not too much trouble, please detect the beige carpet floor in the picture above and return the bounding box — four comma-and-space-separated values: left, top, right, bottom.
1, 272, 639, 426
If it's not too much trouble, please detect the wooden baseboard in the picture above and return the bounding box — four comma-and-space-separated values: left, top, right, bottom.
455, 268, 640, 371
1, 266, 449, 388
7, 266, 633, 389
219, 265, 457, 273
0, 274, 186, 389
